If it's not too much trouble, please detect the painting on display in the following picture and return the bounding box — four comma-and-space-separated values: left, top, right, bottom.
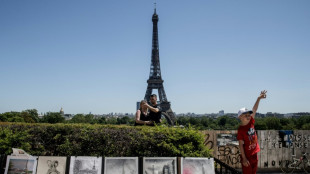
69, 156, 102, 174
143, 157, 177, 174
104, 157, 138, 174
4, 155, 38, 174
217, 134, 238, 146
36, 156, 66, 174
181, 157, 215, 174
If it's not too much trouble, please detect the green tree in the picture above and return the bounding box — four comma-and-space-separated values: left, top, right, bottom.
20, 111, 36, 123
254, 118, 268, 130
301, 123, 310, 130
265, 117, 281, 130
0, 112, 21, 122
0, 113, 8, 121
218, 116, 227, 127
200, 116, 210, 128
97, 117, 107, 124
24, 109, 39, 122
41, 112, 65, 124
7, 116, 25, 122
70, 114, 85, 123
85, 114, 95, 124
117, 116, 131, 125
296, 116, 310, 129
106, 117, 117, 124
176, 116, 189, 126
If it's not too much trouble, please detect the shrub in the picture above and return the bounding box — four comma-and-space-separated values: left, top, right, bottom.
0, 122, 211, 157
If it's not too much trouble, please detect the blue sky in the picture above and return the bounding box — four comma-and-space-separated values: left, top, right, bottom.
1, 0, 309, 115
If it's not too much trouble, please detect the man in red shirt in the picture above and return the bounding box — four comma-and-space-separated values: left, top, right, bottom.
237, 90, 267, 174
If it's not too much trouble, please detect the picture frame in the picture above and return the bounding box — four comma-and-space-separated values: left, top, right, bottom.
143, 157, 177, 174
4, 155, 38, 174
104, 157, 138, 174
36, 156, 67, 174
69, 156, 102, 174
181, 157, 215, 174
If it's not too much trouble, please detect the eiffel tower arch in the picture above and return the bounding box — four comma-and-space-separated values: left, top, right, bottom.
144, 7, 176, 125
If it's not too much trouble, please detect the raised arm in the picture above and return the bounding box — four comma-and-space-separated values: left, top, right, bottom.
251, 90, 267, 118
144, 103, 159, 113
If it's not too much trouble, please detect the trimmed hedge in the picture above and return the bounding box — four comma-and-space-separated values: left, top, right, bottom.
0, 122, 211, 157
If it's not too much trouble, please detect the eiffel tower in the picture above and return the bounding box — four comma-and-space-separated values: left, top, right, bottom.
144, 5, 176, 125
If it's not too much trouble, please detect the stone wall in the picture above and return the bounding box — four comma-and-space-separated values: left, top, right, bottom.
201, 130, 310, 169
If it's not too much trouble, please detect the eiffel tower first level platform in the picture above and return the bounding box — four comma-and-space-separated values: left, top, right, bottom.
144, 7, 176, 125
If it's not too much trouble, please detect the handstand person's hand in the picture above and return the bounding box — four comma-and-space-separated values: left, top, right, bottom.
259, 90, 267, 99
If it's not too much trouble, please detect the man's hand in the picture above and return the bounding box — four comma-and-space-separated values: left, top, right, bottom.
258, 90, 267, 99
143, 103, 150, 108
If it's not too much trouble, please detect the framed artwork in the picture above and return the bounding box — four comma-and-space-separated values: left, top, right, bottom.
4, 155, 38, 174
69, 156, 102, 174
143, 157, 177, 174
181, 157, 215, 174
217, 134, 238, 146
104, 157, 138, 174
36, 156, 67, 174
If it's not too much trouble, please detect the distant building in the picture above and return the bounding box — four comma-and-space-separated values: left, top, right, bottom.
60, 107, 64, 116
219, 110, 224, 116
136, 101, 140, 111
255, 112, 265, 118
266, 112, 284, 118
291, 112, 310, 118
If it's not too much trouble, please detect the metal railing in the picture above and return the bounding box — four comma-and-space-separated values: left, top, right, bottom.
214, 157, 242, 174
0, 154, 6, 174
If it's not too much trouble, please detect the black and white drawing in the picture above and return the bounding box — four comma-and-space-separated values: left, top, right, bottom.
4, 155, 37, 174
181, 157, 215, 174
36, 156, 66, 174
217, 134, 238, 146
143, 157, 177, 174
69, 156, 102, 174
104, 157, 138, 174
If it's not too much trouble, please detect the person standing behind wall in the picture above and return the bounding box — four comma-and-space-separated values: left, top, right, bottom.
237, 90, 267, 174
135, 100, 154, 126
145, 94, 162, 124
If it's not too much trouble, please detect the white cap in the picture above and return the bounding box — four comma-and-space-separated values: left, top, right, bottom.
238, 107, 253, 118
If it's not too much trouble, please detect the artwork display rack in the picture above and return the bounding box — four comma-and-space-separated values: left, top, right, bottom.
0, 155, 242, 174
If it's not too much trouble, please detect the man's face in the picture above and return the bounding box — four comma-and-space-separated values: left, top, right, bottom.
150, 96, 157, 105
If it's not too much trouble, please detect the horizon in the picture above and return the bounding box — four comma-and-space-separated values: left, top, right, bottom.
1, 107, 309, 116
1, 1, 309, 114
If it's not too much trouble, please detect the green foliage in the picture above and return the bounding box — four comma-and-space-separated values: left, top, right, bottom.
1, 109, 309, 130
254, 118, 267, 130
296, 116, 310, 129
0, 122, 211, 157
41, 112, 65, 124
302, 123, 310, 130
70, 114, 86, 123
265, 117, 281, 130
0, 126, 31, 154
176, 115, 310, 130
0, 109, 39, 123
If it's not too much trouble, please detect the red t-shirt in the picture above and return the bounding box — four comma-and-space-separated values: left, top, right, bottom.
237, 117, 260, 157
